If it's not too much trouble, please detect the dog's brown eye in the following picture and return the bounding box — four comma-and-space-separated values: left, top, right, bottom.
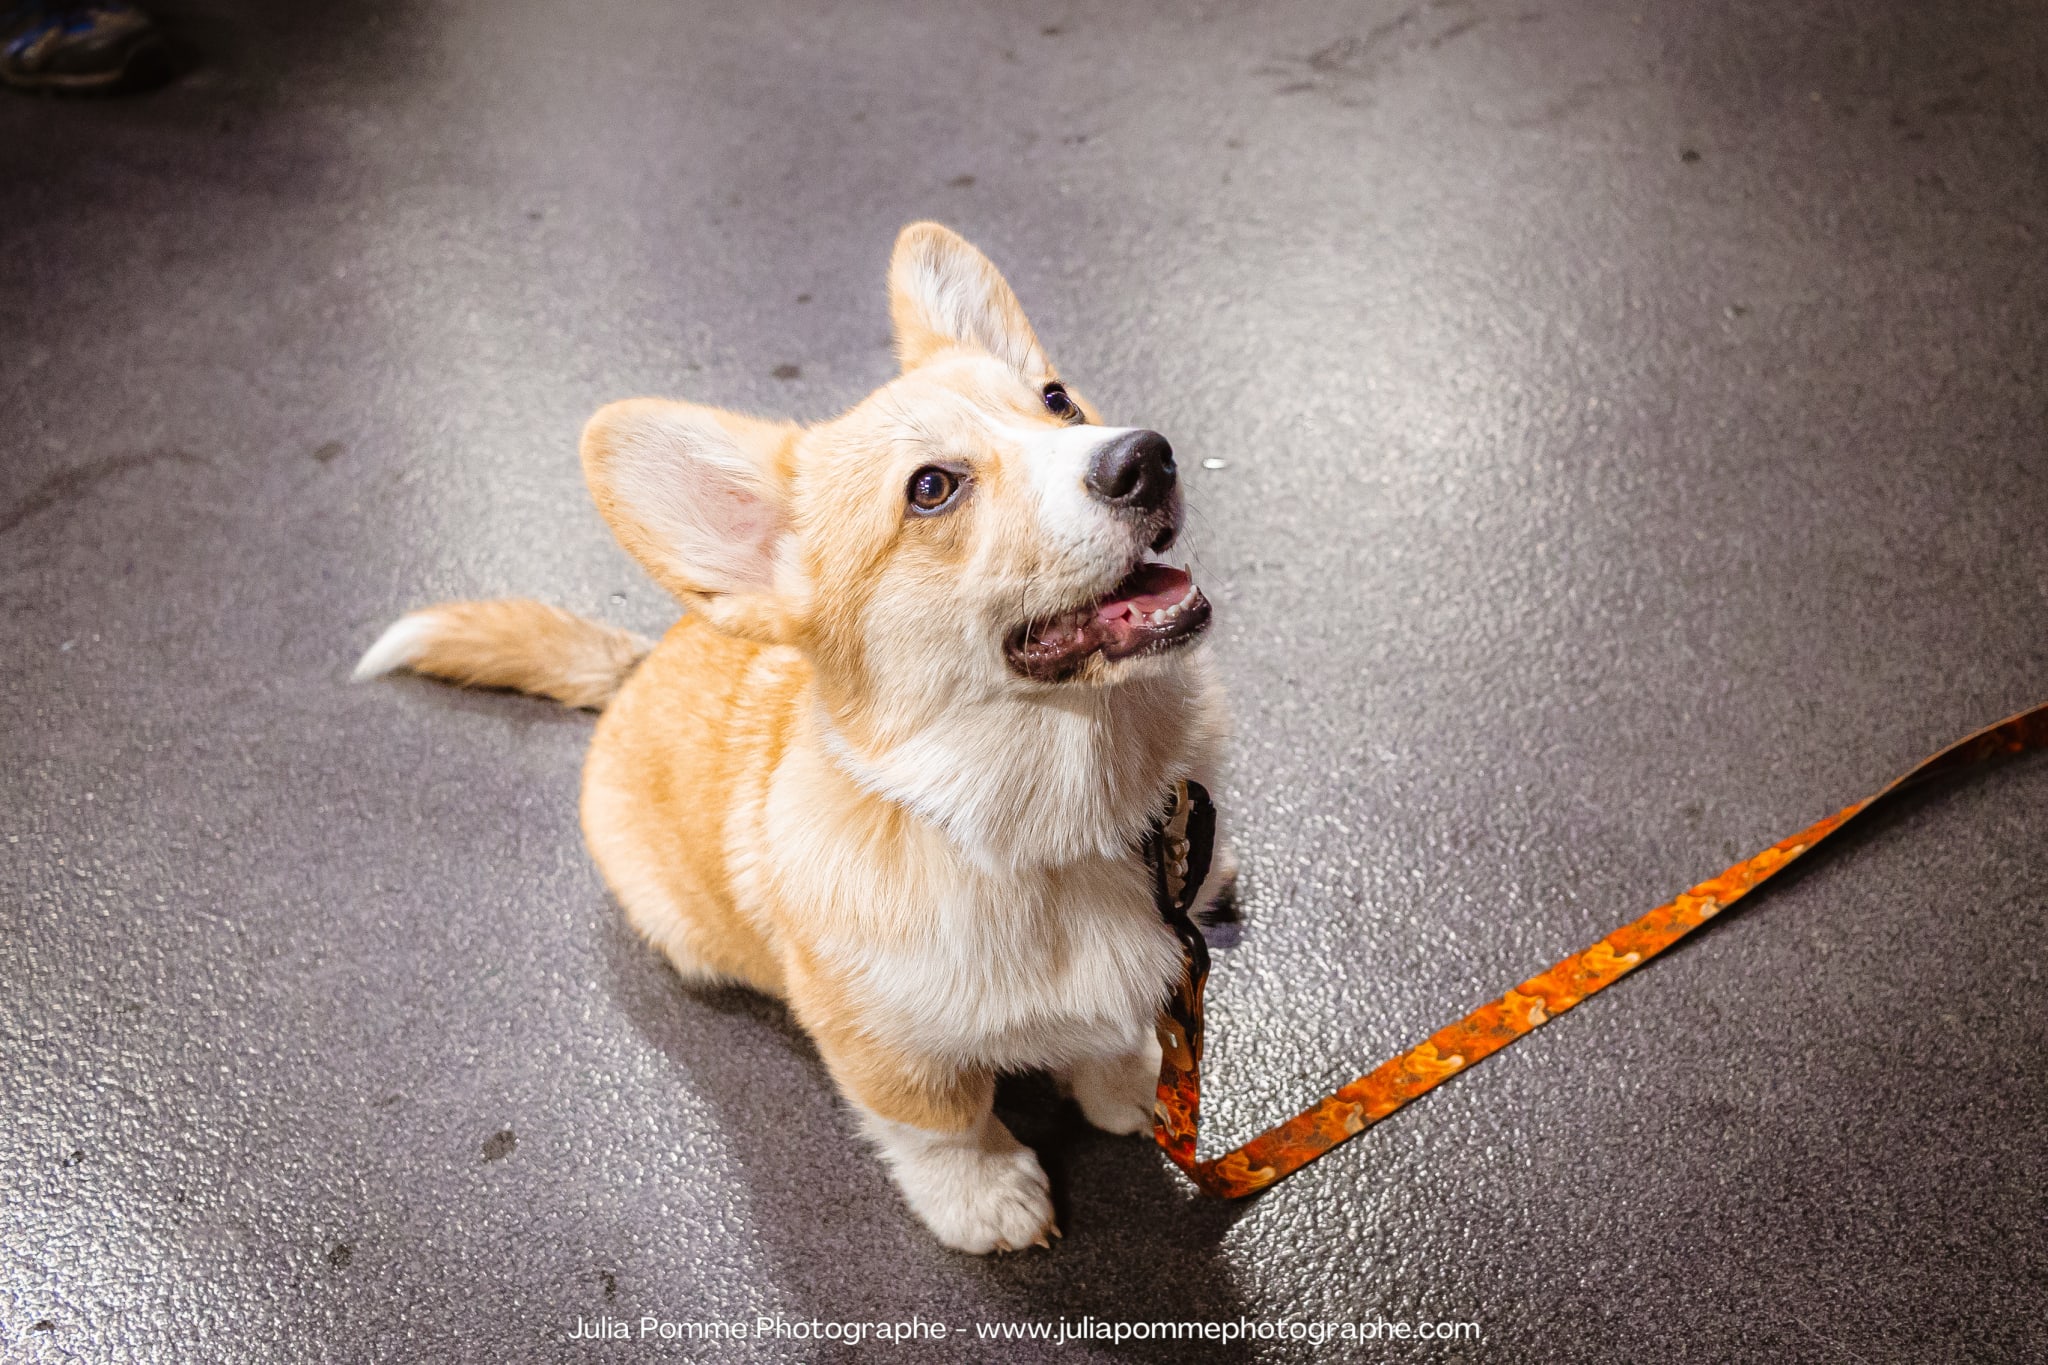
1041, 381, 1077, 421
907, 465, 961, 513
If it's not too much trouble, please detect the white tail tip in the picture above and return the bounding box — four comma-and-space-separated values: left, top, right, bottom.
352, 611, 442, 682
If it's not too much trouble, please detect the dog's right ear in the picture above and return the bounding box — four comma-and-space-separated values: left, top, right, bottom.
888, 221, 1050, 377
580, 398, 802, 644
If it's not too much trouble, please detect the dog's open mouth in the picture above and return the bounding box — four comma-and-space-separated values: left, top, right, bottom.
1005, 561, 1212, 681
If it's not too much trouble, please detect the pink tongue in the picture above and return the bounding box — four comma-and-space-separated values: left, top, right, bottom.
1095, 563, 1190, 620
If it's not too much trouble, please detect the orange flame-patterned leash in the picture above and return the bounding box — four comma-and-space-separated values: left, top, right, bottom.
1145, 701, 2048, 1198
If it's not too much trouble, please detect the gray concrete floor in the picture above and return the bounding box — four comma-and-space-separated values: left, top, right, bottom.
5, 1, 2047, 1361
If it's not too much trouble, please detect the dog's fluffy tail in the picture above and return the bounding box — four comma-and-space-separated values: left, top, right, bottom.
353, 599, 655, 710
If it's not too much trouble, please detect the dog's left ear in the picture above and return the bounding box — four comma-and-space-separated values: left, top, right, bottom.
888, 221, 1050, 377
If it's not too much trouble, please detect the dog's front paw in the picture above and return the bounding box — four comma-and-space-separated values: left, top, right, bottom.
912, 1141, 1057, 1254
1064, 1039, 1162, 1136
865, 1113, 1057, 1254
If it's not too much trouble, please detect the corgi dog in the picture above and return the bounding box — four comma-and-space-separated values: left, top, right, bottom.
355, 223, 1231, 1252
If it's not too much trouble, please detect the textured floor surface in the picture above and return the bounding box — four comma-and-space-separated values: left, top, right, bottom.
4, 1, 2046, 1361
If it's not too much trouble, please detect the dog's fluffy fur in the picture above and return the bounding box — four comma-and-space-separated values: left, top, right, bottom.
357, 224, 1230, 1252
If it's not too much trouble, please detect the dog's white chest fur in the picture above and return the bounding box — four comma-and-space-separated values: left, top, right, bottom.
813, 851, 1185, 1071
755, 694, 1207, 1075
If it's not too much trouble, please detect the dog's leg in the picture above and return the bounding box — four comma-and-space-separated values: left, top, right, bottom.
1060, 817, 1234, 1137
857, 1105, 1057, 1254
809, 1029, 1055, 1252
1058, 1032, 1164, 1136
1203, 832, 1241, 913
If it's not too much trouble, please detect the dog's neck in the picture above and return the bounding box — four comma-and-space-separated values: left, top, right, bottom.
817, 659, 1223, 875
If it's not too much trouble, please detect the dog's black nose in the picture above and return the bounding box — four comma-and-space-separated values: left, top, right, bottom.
1086, 430, 1177, 512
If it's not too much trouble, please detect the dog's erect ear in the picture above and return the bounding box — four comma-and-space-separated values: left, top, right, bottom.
888, 221, 1050, 376
581, 398, 802, 643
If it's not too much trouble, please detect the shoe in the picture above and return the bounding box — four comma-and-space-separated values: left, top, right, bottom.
0, 1, 172, 94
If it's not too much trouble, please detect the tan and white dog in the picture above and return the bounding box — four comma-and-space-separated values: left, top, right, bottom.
356, 223, 1231, 1252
